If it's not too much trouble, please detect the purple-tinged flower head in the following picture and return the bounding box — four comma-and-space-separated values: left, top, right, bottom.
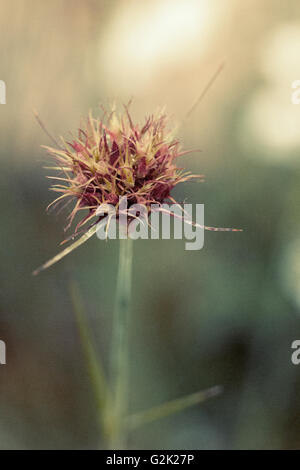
33, 104, 241, 275
44, 105, 202, 238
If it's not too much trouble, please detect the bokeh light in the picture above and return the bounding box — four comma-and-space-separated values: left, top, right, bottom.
241, 23, 300, 162
99, 0, 219, 93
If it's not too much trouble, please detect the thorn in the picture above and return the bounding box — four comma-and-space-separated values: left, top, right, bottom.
184, 60, 226, 121
33, 108, 62, 149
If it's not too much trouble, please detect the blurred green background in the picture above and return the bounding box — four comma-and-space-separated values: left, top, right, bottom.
1, 0, 300, 449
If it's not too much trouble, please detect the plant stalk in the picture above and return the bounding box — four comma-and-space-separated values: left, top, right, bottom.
109, 237, 133, 449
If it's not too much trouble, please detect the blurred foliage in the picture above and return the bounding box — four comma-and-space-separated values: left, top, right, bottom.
0, 0, 300, 449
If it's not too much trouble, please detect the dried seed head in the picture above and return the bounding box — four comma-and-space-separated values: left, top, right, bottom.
33, 104, 241, 275
44, 105, 202, 238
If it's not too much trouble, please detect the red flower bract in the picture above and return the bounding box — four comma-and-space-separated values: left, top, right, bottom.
44, 106, 201, 239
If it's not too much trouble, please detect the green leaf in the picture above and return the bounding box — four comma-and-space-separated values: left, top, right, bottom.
33, 224, 98, 275
126, 385, 223, 431
69, 280, 112, 438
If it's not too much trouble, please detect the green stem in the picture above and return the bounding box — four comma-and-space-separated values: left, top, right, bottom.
109, 238, 133, 449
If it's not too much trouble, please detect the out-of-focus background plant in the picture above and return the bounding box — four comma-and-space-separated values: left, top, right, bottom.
1, 0, 300, 449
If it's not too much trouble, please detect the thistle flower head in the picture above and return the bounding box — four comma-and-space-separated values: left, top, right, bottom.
33, 104, 241, 275
44, 105, 200, 237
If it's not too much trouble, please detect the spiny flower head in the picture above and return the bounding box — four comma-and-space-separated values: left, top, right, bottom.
44, 105, 200, 238
33, 104, 241, 275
